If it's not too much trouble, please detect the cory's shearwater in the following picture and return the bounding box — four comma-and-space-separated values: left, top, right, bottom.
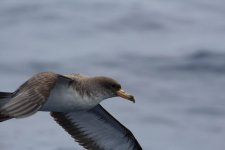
0, 72, 142, 150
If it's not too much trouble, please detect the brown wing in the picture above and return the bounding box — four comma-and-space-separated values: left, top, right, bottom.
0, 72, 59, 118
51, 105, 142, 150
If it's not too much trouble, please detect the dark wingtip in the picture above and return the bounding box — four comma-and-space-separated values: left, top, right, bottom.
0, 113, 12, 122
0, 92, 13, 99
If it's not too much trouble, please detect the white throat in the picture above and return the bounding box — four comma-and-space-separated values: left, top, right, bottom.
40, 85, 103, 112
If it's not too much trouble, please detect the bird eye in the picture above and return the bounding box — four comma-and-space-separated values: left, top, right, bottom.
112, 84, 117, 88
111, 84, 121, 89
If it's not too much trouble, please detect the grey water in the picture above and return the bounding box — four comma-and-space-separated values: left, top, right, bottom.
1, 0, 225, 150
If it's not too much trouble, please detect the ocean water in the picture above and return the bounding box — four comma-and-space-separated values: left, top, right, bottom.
1, 0, 225, 150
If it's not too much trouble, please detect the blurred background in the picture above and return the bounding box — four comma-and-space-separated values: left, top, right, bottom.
1, 0, 225, 150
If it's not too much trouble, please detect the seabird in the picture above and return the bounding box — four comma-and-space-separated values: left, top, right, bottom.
0, 72, 142, 150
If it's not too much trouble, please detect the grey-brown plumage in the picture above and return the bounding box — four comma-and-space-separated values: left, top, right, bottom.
0, 72, 142, 150
0, 72, 58, 118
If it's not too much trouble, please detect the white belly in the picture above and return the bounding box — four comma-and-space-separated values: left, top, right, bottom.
40, 85, 100, 112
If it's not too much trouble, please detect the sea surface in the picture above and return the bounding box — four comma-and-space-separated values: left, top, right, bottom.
1, 0, 225, 150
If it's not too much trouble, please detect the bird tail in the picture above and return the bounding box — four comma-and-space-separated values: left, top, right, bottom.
0, 92, 13, 122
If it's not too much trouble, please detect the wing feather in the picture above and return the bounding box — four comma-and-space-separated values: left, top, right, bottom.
0, 72, 64, 118
51, 105, 142, 150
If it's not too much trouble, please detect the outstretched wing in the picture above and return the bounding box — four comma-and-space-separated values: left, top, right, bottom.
51, 105, 142, 150
0, 72, 73, 118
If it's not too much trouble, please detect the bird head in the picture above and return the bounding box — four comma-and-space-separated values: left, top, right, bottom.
87, 76, 135, 103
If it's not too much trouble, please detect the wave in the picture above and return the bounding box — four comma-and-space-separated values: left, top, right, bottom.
95, 50, 225, 75
170, 50, 225, 74
1, 50, 225, 76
